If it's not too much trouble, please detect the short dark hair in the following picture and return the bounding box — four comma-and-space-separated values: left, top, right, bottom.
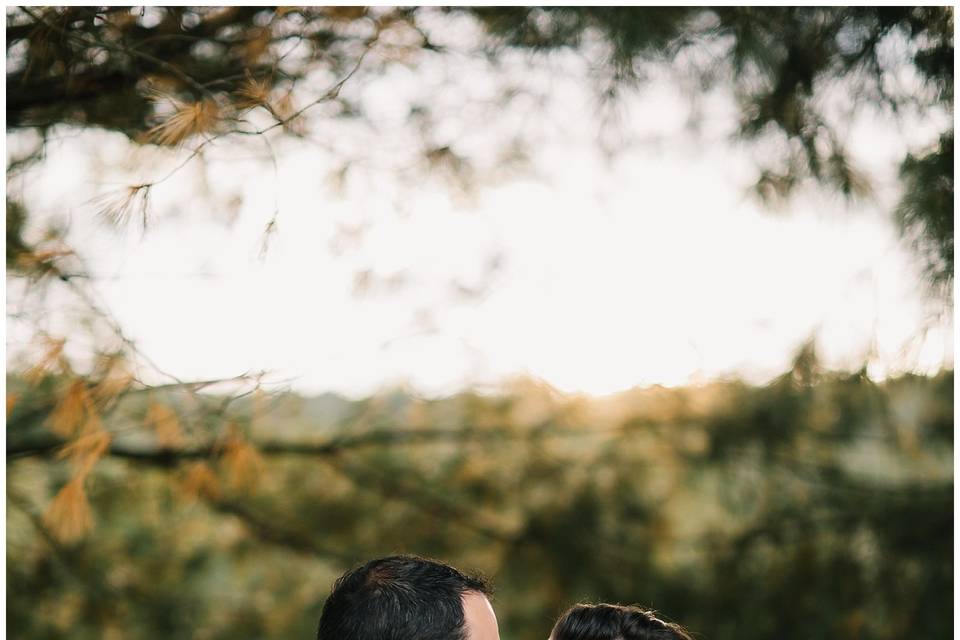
317, 555, 492, 640
551, 603, 693, 640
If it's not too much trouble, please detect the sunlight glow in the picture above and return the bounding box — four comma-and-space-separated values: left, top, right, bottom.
5, 45, 952, 398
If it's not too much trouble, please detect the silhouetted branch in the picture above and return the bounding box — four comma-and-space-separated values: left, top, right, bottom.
7, 424, 557, 464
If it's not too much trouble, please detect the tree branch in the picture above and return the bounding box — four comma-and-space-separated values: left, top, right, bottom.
6, 425, 546, 464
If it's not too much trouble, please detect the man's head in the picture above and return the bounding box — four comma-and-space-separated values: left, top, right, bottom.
317, 555, 498, 640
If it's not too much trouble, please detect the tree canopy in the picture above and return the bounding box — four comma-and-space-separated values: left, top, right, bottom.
6, 6, 955, 284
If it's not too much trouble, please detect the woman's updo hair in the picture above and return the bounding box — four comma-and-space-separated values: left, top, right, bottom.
550, 603, 693, 640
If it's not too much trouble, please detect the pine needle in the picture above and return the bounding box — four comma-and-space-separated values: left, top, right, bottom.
145, 402, 184, 448
272, 92, 296, 121
220, 427, 264, 493
94, 184, 151, 228
179, 461, 221, 502
146, 98, 220, 146
43, 476, 94, 544
272, 92, 305, 134
237, 76, 301, 132
24, 336, 67, 383
236, 74, 273, 109
49, 380, 91, 438
57, 429, 112, 476
93, 355, 134, 401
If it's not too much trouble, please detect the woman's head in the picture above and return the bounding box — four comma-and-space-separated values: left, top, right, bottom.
550, 603, 692, 640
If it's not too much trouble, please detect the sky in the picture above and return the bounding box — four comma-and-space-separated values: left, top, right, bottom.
5, 31, 954, 398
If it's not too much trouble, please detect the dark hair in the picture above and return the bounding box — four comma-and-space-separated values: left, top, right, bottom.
317, 555, 491, 640
551, 603, 693, 640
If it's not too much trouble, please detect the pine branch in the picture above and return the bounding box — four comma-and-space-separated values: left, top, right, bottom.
7, 425, 548, 464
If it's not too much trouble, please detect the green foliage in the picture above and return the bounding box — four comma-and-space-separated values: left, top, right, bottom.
7, 368, 952, 640
897, 132, 954, 290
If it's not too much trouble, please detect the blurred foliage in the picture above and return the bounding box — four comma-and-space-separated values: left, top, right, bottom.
5, 7, 954, 639
896, 132, 953, 292
4, 5, 955, 285
7, 357, 953, 640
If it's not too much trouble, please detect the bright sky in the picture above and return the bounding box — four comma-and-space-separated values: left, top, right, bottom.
6, 37, 954, 397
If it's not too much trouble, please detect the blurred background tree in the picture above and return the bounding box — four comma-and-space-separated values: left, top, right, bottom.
7, 366, 952, 640
6, 6, 954, 640
7, 6, 953, 283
